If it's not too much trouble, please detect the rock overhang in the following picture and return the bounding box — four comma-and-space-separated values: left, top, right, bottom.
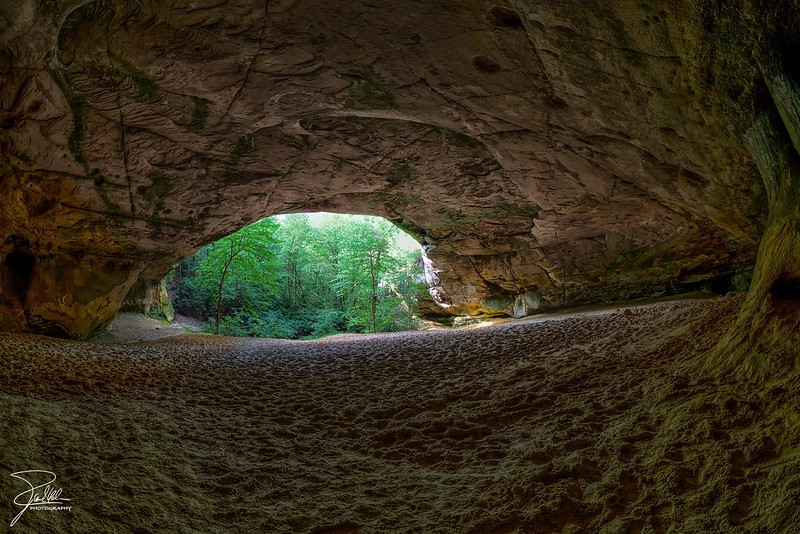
2, 0, 795, 337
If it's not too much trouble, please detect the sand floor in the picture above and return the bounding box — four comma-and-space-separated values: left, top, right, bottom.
0, 295, 798, 532
92, 313, 191, 344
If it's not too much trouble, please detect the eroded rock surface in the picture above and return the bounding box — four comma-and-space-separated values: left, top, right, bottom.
2, 0, 796, 336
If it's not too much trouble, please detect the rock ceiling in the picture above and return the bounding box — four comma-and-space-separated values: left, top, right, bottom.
2, 0, 795, 336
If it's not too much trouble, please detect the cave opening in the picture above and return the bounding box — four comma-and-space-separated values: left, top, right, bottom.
167, 213, 430, 339
4, 1, 800, 531
2, 249, 34, 302
769, 272, 800, 317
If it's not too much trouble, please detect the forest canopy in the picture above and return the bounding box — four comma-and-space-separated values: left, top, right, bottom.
169, 214, 427, 339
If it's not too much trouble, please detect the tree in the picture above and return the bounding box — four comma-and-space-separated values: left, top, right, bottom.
195, 218, 280, 334
277, 215, 314, 309
387, 250, 427, 330
170, 213, 425, 339
331, 216, 399, 333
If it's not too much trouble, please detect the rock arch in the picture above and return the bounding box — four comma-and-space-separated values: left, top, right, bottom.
1, 0, 797, 345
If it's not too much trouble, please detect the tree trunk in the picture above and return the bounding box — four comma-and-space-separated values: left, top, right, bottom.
369, 257, 375, 334
369, 254, 378, 334
215, 251, 237, 335
390, 281, 413, 329
296, 263, 305, 306
711, 62, 800, 379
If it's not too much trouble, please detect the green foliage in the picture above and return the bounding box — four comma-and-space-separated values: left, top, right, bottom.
272, 213, 425, 335
193, 218, 280, 333
171, 274, 213, 318
147, 301, 174, 323
170, 214, 426, 339
218, 310, 297, 339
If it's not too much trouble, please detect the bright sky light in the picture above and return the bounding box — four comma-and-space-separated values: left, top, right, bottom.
279, 213, 421, 253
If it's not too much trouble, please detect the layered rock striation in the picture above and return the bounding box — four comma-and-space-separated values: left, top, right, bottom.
1, 0, 797, 337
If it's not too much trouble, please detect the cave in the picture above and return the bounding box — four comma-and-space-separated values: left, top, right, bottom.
1, 0, 799, 531
770, 273, 800, 318
2, 249, 34, 301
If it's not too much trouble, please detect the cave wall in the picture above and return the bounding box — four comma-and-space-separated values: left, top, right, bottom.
1, 0, 795, 337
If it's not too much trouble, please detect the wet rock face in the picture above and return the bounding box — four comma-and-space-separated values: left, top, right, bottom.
0, 0, 792, 336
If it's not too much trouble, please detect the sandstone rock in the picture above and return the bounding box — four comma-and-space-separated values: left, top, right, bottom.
121, 278, 175, 323
513, 290, 541, 319
1, 0, 797, 337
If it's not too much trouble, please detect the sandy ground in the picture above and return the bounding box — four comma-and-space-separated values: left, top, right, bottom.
173, 313, 206, 333
0, 295, 798, 533
92, 313, 190, 343
93, 312, 207, 344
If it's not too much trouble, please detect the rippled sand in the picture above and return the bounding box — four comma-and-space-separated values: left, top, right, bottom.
1, 295, 798, 532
